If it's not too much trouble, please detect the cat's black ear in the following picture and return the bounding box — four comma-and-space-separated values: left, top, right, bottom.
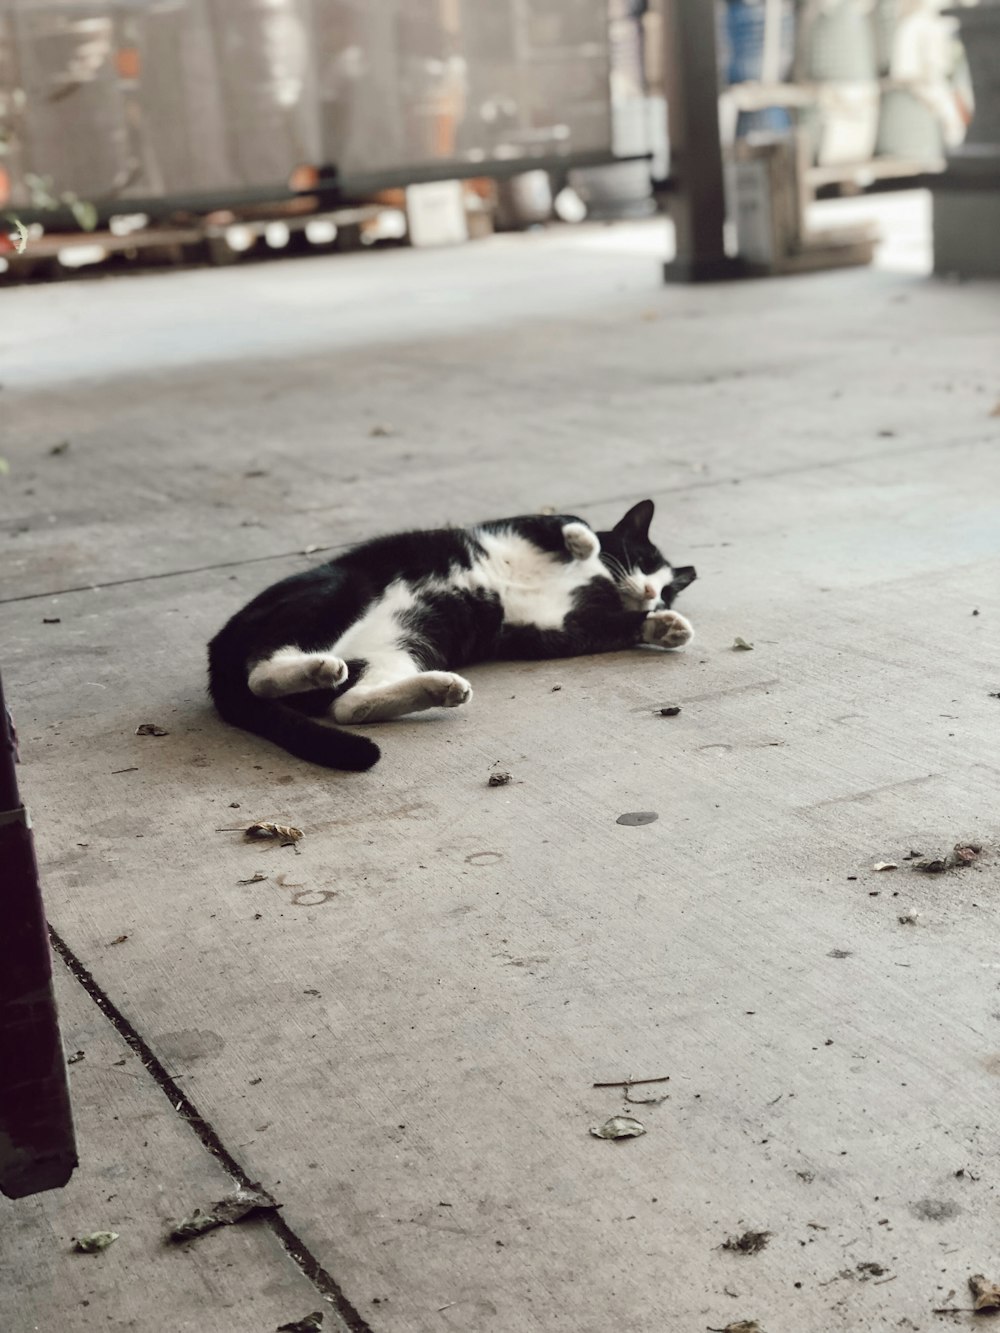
613, 499, 654, 541
670, 565, 697, 592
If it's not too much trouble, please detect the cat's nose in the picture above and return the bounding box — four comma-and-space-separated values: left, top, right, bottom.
644, 583, 657, 601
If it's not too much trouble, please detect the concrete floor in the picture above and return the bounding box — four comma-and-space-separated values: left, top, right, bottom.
2, 196, 999, 1333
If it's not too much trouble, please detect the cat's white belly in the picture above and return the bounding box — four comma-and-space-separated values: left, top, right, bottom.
331, 579, 417, 664
327, 528, 611, 668
469, 528, 610, 629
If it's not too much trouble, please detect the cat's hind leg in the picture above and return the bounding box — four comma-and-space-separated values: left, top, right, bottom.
562, 521, 600, 561
332, 651, 472, 724
248, 647, 348, 698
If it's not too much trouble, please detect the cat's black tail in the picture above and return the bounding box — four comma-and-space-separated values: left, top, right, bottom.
207, 640, 380, 772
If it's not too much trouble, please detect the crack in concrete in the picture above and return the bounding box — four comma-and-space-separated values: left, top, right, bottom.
47, 926, 373, 1333
2, 428, 992, 608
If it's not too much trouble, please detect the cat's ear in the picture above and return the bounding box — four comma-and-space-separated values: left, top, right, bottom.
613, 499, 654, 542
670, 565, 697, 592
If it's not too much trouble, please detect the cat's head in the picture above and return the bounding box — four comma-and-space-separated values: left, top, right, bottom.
597, 499, 697, 613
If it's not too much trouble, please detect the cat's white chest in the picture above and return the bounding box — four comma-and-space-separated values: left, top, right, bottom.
470, 529, 608, 629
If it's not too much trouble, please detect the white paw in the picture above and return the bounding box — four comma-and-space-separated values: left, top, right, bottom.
642, 610, 694, 650
307, 655, 348, 688
421, 671, 473, 708
562, 521, 600, 561
333, 695, 374, 724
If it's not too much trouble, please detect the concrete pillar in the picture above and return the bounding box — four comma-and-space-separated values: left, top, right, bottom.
932, 2, 1000, 278
660, 0, 744, 281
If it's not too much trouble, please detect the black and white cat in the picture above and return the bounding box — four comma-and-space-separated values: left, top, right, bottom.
208, 499, 696, 771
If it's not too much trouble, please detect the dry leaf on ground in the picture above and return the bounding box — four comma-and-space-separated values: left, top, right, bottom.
732, 637, 754, 651
168, 1184, 279, 1243
708, 1323, 766, 1333
970, 1275, 1000, 1312
135, 723, 168, 737
589, 1115, 646, 1140
245, 822, 303, 846
873, 862, 898, 872
721, 1230, 771, 1255
73, 1231, 119, 1254
276, 1314, 324, 1332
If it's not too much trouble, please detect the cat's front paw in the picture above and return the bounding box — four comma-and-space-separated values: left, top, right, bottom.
562, 521, 600, 562
420, 671, 473, 708
642, 609, 694, 650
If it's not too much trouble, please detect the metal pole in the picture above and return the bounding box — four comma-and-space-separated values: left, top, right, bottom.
661, 0, 745, 282
0, 670, 78, 1198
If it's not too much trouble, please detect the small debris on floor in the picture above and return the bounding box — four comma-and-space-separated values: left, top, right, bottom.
953, 843, 982, 865
135, 723, 169, 737
616, 811, 658, 826
229, 801, 241, 808
216, 821, 304, 847
873, 862, 898, 872
913, 858, 947, 874
732, 637, 754, 651
856, 1261, 887, 1278
898, 909, 921, 925
989, 692, 1000, 699
488, 771, 512, 787
168, 1183, 280, 1243
828, 949, 852, 959
551, 684, 562, 692
593, 1075, 669, 1090
42, 617, 61, 624
302, 544, 321, 555
111, 766, 139, 775
276, 1312, 324, 1332
238, 873, 268, 885
245, 822, 302, 844
589, 1115, 646, 1140
721, 1231, 771, 1256
707, 1322, 766, 1333
902, 850, 924, 860
970, 1274, 1000, 1313
49, 439, 71, 456
73, 1231, 118, 1254
67, 1050, 85, 1065
109, 934, 128, 946
972, 608, 980, 616
658, 706, 682, 717
369, 423, 394, 437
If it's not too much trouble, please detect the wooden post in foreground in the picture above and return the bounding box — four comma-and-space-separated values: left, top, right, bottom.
0, 672, 77, 1198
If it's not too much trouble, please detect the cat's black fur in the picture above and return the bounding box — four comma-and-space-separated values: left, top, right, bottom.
208, 499, 695, 771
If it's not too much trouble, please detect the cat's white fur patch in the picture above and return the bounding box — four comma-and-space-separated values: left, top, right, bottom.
621, 563, 673, 612
331, 580, 418, 664
470, 527, 610, 629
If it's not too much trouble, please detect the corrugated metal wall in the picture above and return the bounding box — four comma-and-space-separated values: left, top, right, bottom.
0, 0, 612, 213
